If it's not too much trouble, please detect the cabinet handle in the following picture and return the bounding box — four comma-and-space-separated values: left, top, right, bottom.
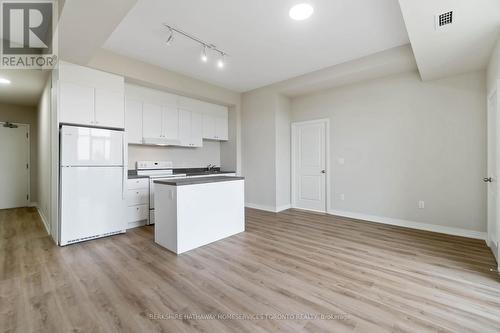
136, 207, 139, 210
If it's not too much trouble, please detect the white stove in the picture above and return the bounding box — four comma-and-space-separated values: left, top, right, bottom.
136, 161, 186, 225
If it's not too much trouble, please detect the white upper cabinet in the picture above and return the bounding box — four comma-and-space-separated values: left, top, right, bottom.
124, 83, 229, 147
202, 105, 228, 141
59, 81, 94, 126
125, 99, 143, 144
202, 113, 216, 139
58, 61, 125, 129
95, 89, 125, 128
215, 115, 229, 141
178, 109, 190, 146
190, 112, 203, 147
162, 106, 179, 141
179, 109, 202, 147
142, 103, 163, 140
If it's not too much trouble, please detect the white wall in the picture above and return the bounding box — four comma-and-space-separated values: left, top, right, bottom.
275, 95, 291, 209
36, 78, 52, 233
128, 142, 221, 170
241, 90, 277, 208
0, 103, 38, 203
487, 35, 500, 93
291, 70, 487, 232
241, 90, 292, 210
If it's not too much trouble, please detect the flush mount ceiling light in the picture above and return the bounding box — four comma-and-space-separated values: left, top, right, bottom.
289, 3, 314, 21
0, 77, 11, 85
163, 24, 229, 70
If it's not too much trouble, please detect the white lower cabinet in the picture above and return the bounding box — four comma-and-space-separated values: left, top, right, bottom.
126, 178, 149, 228
127, 205, 149, 224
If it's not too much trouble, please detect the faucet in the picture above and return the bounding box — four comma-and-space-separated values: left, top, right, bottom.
207, 164, 216, 171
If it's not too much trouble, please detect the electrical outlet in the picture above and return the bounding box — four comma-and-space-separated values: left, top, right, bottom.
418, 200, 425, 209
340, 194, 345, 201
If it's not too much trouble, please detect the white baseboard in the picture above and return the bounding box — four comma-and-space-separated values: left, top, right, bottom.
35, 205, 50, 236
487, 238, 499, 262
276, 204, 292, 212
28, 202, 37, 207
245, 203, 278, 212
127, 220, 147, 230
245, 203, 291, 213
328, 209, 487, 240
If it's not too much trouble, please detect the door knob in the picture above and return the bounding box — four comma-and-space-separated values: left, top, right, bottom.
484, 177, 493, 183
321, 170, 326, 174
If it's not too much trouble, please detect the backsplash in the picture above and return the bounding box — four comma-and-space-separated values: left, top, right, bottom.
127, 141, 221, 170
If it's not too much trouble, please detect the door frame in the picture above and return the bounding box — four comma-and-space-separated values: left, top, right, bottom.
291, 118, 331, 213
487, 83, 500, 268
0, 121, 30, 207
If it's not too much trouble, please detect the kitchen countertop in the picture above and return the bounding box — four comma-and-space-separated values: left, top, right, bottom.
128, 168, 236, 179
154, 176, 244, 186
174, 168, 236, 176
127, 171, 149, 179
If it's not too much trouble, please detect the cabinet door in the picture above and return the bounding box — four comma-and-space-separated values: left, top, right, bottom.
162, 106, 179, 141
95, 89, 125, 128
190, 112, 203, 147
215, 116, 228, 141
59, 81, 93, 126
178, 109, 192, 146
125, 99, 143, 144
142, 103, 163, 139
202, 114, 216, 139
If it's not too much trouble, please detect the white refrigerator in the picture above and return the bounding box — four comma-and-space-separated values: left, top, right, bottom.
59, 125, 126, 246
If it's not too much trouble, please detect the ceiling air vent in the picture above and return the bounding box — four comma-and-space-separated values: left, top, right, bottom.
436, 11, 453, 29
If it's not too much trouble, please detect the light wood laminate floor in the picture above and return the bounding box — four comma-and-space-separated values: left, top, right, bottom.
1, 207, 499, 333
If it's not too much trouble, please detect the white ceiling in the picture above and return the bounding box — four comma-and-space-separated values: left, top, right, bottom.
104, 0, 410, 92
399, 0, 500, 81
0, 70, 49, 106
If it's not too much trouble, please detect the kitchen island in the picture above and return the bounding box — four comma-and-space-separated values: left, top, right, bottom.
154, 176, 245, 254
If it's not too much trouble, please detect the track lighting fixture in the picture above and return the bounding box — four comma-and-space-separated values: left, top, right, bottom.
163, 24, 228, 70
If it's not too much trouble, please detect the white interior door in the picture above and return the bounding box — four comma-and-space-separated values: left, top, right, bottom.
487, 90, 500, 265
292, 120, 327, 212
0, 123, 29, 209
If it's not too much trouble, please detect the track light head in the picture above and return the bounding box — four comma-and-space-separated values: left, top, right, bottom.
217, 53, 225, 69
201, 46, 208, 62
166, 29, 174, 46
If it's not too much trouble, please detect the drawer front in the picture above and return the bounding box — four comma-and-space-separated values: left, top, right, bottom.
127, 204, 148, 223
127, 178, 149, 190
127, 189, 149, 206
